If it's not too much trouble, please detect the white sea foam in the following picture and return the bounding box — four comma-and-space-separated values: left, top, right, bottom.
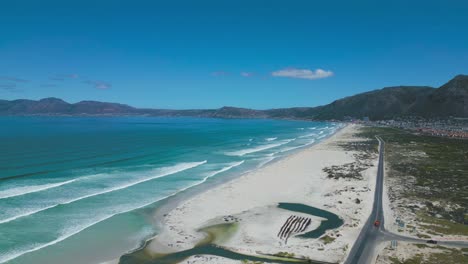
299, 133, 317, 138
60, 161, 207, 205
0, 214, 115, 263
0, 203, 155, 263
0, 170, 214, 264
0, 205, 58, 224
279, 145, 304, 153
0, 179, 77, 200
256, 156, 276, 168
225, 139, 294, 156
204, 160, 245, 179
0, 161, 207, 225
265, 137, 277, 141
308, 127, 317, 130
279, 139, 316, 153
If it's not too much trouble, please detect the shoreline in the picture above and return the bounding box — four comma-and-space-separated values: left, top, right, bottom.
118, 124, 380, 264
103, 123, 346, 264
114, 124, 347, 256
151, 123, 345, 232
101, 123, 345, 264
155, 125, 348, 234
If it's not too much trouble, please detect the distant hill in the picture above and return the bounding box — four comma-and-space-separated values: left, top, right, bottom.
1, 75, 467, 120
420, 74, 468, 117
266, 86, 436, 120
269, 75, 468, 120
0, 97, 138, 115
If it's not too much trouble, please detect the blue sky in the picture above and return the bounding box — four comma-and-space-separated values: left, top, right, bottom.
1, 0, 467, 109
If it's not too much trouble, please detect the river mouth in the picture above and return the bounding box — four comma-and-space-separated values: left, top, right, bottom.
119, 203, 343, 264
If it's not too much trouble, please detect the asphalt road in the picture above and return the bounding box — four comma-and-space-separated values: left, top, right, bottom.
344, 136, 468, 264
344, 136, 386, 264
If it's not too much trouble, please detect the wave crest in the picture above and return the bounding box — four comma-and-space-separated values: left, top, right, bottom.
0, 161, 207, 225
224, 139, 293, 156
0, 179, 77, 200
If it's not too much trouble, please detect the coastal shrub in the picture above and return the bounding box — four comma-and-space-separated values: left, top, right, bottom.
273, 251, 295, 258
323, 162, 367, 180
358, 126, 468, 235
320, 235, 336, 244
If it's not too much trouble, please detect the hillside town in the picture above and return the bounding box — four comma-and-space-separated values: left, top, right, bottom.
372, 118, 468, 139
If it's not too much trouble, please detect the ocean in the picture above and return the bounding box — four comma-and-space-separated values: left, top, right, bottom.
0, 117, 341, 264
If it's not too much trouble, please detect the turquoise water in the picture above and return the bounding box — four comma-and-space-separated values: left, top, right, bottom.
0, 117, 341, 264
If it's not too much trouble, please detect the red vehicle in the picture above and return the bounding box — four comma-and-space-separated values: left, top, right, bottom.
374, 220, 380, 227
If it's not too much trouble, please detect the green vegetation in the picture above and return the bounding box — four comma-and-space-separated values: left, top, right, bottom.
339, 139, 379, 154
389, 255, 423, 264
388, 247, 468, 264
320, 235, 336, 244
414, 244, 427, 249
241, 260, 264, 264
357, 126, 468, 236
416, 233, 431, 239
323, 162, 367, 180
197, 222, 239, 245
418, 212, 468, 236
273, 252, 296, 258
427, 249, 468, 263
323, 139, 378, 180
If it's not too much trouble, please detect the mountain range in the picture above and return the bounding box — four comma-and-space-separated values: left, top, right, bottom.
1, 75, 467, 120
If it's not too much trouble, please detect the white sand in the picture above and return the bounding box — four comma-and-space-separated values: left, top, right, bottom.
149, 124, 379, 263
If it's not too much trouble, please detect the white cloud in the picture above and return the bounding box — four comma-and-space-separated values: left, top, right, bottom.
271, 68, 333, 80
211, 71, 229, 76
84, 80, 111, 89
240, 72, 254, 77
95, 83, 110, 89
50, 74, 80, 80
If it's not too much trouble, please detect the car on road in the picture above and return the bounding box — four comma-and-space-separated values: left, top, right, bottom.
374, 220, 380, 227
427, 239, 437, 244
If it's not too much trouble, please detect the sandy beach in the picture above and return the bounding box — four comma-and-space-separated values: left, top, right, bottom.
142, 124, 379, 263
